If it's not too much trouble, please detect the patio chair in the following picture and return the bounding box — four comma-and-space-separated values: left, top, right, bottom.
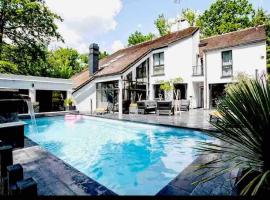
180, 100, 190, 111
156, 101, 174, 116
137, 100, 157, 114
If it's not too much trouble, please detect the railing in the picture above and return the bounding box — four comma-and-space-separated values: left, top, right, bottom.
192, 65, 204, 76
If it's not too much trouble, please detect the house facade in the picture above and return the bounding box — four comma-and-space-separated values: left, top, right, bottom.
72, 26, 267, 113
0, 74, 73, 112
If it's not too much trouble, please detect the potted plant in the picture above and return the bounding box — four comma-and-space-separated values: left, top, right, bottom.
158, 77, 183, 100
129, 92, 138, 114
64, 98, 75, 111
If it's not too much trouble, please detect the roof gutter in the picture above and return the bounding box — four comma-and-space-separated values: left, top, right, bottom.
202, 38, 267, 53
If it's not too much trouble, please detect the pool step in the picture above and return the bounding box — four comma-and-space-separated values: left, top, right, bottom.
0, 145, 37, 196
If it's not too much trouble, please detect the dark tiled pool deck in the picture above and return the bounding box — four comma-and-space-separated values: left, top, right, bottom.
13, 138, 116, 196
81, 109, 216, 132
13, 109, 238, 196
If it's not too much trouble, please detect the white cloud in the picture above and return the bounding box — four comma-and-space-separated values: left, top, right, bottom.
111, 40, 124, 52
46, 0, 123, 53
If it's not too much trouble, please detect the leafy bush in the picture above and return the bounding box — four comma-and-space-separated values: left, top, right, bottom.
196, 77, 270, 196
0, 61, 18, 74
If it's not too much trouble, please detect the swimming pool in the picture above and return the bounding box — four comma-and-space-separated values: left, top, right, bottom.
24, 115, 211, 195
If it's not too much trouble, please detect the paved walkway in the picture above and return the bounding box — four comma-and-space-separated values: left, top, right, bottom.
81, 109, 216, 132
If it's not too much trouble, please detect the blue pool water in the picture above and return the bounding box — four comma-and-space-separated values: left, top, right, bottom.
24, 115, 211, 195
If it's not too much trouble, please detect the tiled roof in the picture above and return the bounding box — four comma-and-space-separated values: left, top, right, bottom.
199, 25, 266, 56
72, 27, 199, 90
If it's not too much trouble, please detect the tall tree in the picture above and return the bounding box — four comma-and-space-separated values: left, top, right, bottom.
181, 8, 198, 26
154, 14, 171, 36
0, 0, 63, 74
47, 48, 86, 79
252, 8, 270, 26
128, 31, 155, 46
197, 0, 255, 37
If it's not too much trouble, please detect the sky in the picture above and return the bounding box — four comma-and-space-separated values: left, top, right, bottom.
46, 0, 270, 54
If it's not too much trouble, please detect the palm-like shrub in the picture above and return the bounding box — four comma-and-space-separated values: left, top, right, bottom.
196, 77, 270, 195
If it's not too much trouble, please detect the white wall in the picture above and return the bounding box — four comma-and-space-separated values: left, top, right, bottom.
73, 75, 121, 112
150, 38, 193, 84
206, 41, 267, 84
204, 41, 267, 109
73, 82, 96, 113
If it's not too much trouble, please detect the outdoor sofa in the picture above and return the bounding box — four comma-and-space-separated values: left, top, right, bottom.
156, 101, 174, 116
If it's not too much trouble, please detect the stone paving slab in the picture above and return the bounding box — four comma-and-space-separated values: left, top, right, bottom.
81, 109, 216, 132
13, 141, 116, 196
157, 154, 238, 196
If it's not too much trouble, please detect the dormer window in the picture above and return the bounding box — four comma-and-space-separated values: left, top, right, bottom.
153, 52, 164, 75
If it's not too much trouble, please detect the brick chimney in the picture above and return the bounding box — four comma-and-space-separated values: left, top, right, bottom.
89, 43, 99, 76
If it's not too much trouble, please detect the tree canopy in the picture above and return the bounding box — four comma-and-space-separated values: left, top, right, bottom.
197, 0, 255, 37
0, 0, 63, 57
127, 14, 171, 46
0, 0, 64, 76
128, 31, 155, 46
46, 48, 87, 79
197, 1, 270, 70
99, 51, 109, 60
154, 14, 171, 36
181, 9, 198, 27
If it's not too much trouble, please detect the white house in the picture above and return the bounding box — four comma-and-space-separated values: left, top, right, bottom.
72, 26, 267, 113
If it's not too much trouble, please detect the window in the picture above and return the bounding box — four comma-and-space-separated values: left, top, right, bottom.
96, 81, 118, 104
136, 60, 147, 79
153, 52, 164, 75
222, 50, 233, 77
154, 84, 164, 99
126, 72, 132, 81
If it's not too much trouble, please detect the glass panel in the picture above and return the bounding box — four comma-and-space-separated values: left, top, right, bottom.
153, 54, 159, 66
222, 65, 232, 77
136, 61, 147, 79
154, 84, 164, 99
153, 66, 164, 75
126, 72, 132, 81
159, 53, 164, 65
222, 51, 232, 66
96, 81, 119, 108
